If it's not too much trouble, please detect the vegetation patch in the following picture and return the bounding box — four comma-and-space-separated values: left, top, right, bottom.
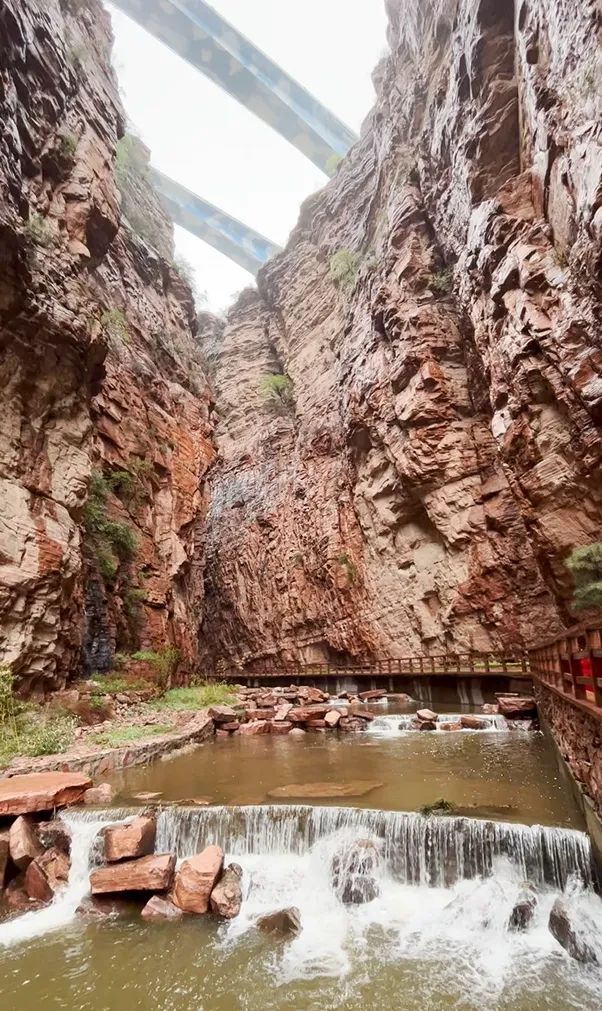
429, 267, 454, 294
420, 798, 456, 817
150, 683, 235, 711
24, 212, 54, 248
566, 543, 602, 611
260, 374, 294, 412
0, 666, 75, 766
336, 552, 356, 584
130, 647, 181, 688
100, 308, 130, 347
84, 469, 138, 581
89, 675, 155, 695
325, 153, 343, 176
329, 250, 360, 289
88, 724, 174, 748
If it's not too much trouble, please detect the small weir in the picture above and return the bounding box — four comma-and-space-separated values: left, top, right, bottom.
369, 713, 510, 735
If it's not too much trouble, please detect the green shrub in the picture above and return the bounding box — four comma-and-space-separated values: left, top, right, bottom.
100, 308, 130, 346
84, 468, 138, 580
150, 683, 235, 711
336, 552, 356, 584
566, 543, 602, 611
0, 666, 18, 732
260, 374, 294, 411
430, 267, 454, 294
325, 153, 343, 176
130, 647, 180, 687
329, 250, 360, 289
24, 213, 54, 248
59, 133, 77, 160
0, 711, 75, 765
90, 675, 154, 695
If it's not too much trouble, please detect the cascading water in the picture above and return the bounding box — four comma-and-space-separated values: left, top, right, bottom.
0, 809, 133, 949
369, 713, 510, 735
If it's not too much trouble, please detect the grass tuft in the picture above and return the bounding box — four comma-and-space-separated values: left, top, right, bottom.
89, 724, 174, 748
150, 683, 235, 711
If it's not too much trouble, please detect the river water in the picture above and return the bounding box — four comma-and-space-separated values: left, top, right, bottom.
1, 700, 601, 1010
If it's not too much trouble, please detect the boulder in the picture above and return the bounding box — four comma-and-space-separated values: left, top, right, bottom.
210, 863, 243, 919
90, 854, 176, 895
508, 883, 537, 932
289, 728, 306, 739
358, 690, 387, 701
331, 839, 381, 904
288, 704, 330, 723
417, 709, 438, 722
496, 696, 537, 719
549, 899, 600, 964
256, 906, 302, 939
38, 819, 72, 855
338, 717, 368, 732
0, 829, 9, 888
221, 721, 240, 731
4, 875, 44, 913
418, 720, 437, 731
297, 687, 328, 703
482, 703, 499, 714
347, 706, 375, 722
245, 708, 276, 721
307, 719, 327, 729
460, 716, 488, 730
324, 710, 341, 727
273, 703, 293, 721
439, 722, 462, 732
9, 816, 42, 869
238, 720, 270, 736
104, 816, 156, 862
208, 705, 238, 724
83, 783, 115, 805
0, 772, 92, 816
270, 721, 293, 735
387, 693, 413, 702
132, 792, 163, 803
172, 845, 224, 914
141, 895, 184, 922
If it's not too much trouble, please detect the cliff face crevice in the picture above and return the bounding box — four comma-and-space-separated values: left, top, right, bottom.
202, 0, 602, 671
0, 0, 214, 693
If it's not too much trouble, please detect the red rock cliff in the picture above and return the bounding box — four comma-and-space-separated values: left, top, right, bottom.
0, 0, 214, 693
202, 0, 602, 671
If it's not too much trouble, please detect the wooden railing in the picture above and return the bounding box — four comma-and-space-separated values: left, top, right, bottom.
529, 625, 602, 719
226, 652, 531, 681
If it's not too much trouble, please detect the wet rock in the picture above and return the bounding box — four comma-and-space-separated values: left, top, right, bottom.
77, 895, 135, 920
256, 907, 302, 939
338, 717, 367, 733
347, 706, 375, 722
358, 690, 387, 701
9, 816, 42, 869
90, 854, 176, 895
132, 792, 163, 803
172, 845, 224, 914
420, 799, 456, 816
496, 696, 537, 720
210, 862, 243, 919
38, 819, 72, 855
288, 704, 331, 723
83, 783, 115, 805
387, 694, 413, 703
439, 722, 462, 731
268, 781, 383, 800
508, 883, 537, 932
208, 705, 238, 724
141, 895, 185, 922
220, 721, 240, 731
238, 719, 270, 736
288, 728, 306, 739
331, 839, 381, 904
324, 710, 341, 727
460, 716, 488, 730
0, 829, 9, 888
482, 704, 499, 715
418, 720, 437, 731
103, 816, 156, 862
307, 718, 327, 729
0, 773, 92, 816
4, 875, 44, 913
270, 720, 293, 735
549, 899, 600, 964
417, 709, 438, 722
273, 703, 293, 721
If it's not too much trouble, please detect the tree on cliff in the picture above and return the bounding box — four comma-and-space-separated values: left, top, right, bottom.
567, 544, 602, 611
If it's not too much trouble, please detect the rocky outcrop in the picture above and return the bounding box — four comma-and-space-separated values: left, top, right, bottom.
0, 0, 214, 694
201, 0, 602, 672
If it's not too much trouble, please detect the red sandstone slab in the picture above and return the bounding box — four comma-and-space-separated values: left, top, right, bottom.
172, 846, 224, 914
0, 773, 92, 816
90, 854, 175, 894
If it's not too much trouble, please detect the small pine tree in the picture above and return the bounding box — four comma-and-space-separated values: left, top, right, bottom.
566, 543, 602, 611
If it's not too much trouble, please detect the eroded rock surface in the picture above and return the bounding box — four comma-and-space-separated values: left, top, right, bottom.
201, 0, 602, 672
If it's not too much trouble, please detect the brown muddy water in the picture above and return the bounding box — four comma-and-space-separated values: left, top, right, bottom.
1, 700, 601, 1011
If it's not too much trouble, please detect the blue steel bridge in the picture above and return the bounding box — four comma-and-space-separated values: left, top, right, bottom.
110, 0, 358, 275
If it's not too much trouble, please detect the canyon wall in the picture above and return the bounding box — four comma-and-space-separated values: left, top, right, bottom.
0, 0, 214, 693
202, 0, 602, 671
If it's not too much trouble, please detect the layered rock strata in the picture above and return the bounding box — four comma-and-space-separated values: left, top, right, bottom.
0, 0, 214, 693
202, 0, 602, 671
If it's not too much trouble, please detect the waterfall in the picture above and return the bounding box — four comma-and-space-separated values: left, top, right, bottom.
370, 713, 509, 734
0, 810, 132, 948
155, 805, 596, 892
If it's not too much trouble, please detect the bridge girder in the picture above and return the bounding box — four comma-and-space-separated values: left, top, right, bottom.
110, 0, 357, 174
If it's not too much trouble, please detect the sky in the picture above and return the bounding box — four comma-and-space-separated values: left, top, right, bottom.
107, 1, 388, 312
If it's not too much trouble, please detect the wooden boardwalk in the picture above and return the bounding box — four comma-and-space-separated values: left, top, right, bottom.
225, 652, 532, 682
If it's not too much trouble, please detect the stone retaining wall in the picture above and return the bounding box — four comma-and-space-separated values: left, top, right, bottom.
535, 684, 602, 821
4, 716, 214, 780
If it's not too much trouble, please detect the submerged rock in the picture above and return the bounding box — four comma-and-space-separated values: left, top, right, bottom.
508, 883, 537, 931
460, 716, 488, 730
267, 781, 383, 800
256, 907, 302, 939
172, 845, 224, 914
549, 899, 601, 964
24, 847, 70, 902
83, 783, 115, 805
496, 696, 537, 720
331, 839, 381, 904
210, 863, 243, 919
141, 895, 184, 923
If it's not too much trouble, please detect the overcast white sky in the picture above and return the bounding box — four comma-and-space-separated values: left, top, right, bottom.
107, 1, 388, 312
